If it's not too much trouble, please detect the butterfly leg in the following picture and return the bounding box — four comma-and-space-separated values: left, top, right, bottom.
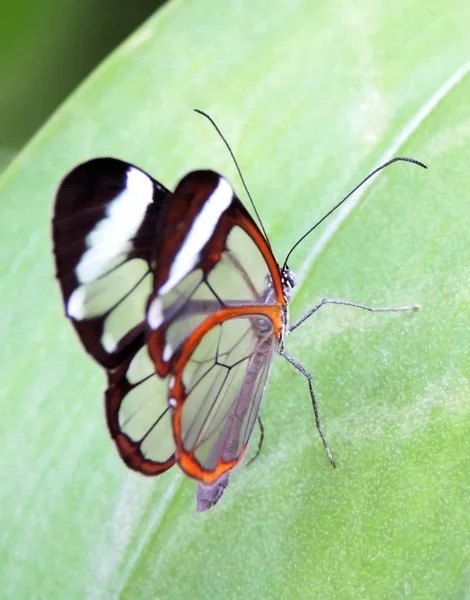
289, 298, 419, 333
279, 346, 336, 468
246, 416, 265, 467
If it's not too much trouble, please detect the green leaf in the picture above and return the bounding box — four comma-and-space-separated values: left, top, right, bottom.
1, 1, 470, 598
0, 147, 15, 174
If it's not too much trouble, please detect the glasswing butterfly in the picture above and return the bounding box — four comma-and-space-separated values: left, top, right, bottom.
52, 111, 426, 511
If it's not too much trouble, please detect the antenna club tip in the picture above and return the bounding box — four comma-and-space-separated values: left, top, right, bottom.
395, 156, 428, 169
194, 108, 210, 119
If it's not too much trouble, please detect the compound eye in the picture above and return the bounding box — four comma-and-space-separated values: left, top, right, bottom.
283, 269, 296, 289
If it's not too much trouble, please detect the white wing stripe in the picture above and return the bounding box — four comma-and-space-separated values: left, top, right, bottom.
67, 286, 86, 319
159, 177, 233, 296
147, 297, 164, 329
76, 167, 153, 284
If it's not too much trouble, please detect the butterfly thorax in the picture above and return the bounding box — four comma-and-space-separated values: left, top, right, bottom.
280, 266, 296, 340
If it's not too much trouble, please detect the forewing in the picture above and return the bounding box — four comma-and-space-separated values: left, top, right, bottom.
53, 158, 170, 368
170, 314, 277, 484
146, 170, 284, 375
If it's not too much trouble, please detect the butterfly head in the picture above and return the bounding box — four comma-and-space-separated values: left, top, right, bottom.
281, 267, 296, 300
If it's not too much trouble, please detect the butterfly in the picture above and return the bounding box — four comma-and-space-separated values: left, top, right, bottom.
52, 111, 426, 511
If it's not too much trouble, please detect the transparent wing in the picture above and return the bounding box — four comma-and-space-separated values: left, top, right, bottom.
106, 341, 175, 474
146, 170, 284, 375
143, 171, 283, 485
170, 314, 277, 484
53, 158, 170, 368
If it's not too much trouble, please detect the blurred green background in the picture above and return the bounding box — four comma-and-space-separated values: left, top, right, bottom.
0, 0, 164, 169
1, 1, 470, 598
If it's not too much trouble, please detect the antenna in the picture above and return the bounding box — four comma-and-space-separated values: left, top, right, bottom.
194, 109, 271, 248
282, 157, 427, 269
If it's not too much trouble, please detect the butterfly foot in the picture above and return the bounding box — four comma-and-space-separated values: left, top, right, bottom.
326, 448, 337, 469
